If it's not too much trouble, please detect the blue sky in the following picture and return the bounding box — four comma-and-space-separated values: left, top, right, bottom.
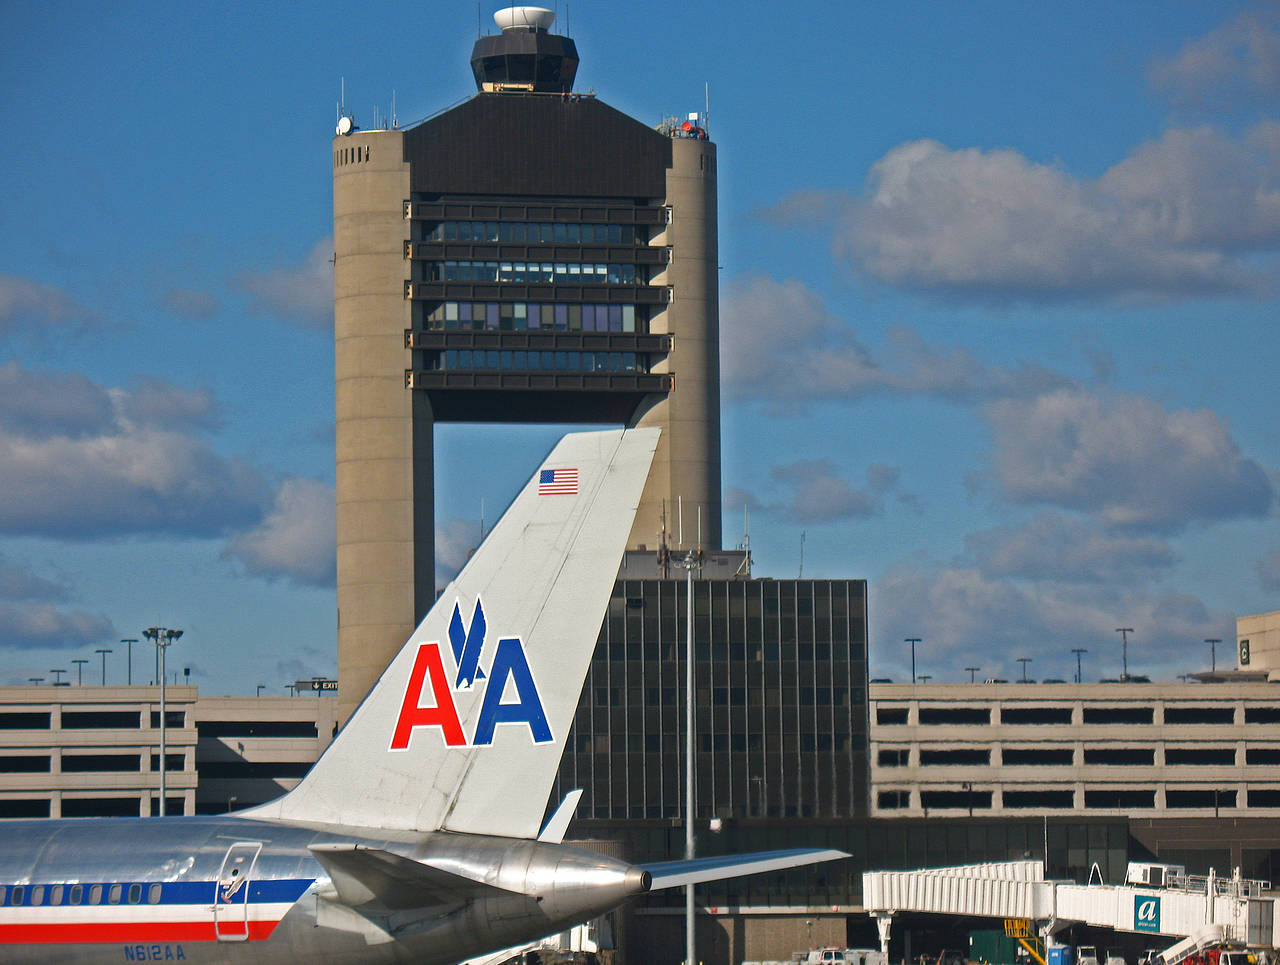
1, 1, 1277, 692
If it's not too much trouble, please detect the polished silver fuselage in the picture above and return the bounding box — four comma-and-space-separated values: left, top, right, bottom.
0, 816, 643, 965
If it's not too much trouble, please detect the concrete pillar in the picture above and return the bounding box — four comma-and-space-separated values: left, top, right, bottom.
633, 135, 721, 552
333, 130, 430, 721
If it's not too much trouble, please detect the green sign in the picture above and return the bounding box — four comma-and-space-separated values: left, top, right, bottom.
1135, 895, 1160, 933
1240, 639, 1251, 666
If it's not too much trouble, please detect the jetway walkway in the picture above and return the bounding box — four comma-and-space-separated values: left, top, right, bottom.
862, 861, 1277, 952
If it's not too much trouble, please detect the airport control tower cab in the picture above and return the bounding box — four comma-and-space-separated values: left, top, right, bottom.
471, 6, 580, 93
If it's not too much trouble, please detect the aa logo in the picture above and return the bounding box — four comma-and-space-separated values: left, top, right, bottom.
390, 598, 552, 750
1134, 895, 1160, 932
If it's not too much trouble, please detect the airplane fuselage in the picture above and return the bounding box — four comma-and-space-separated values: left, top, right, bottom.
0, 815, 646, 965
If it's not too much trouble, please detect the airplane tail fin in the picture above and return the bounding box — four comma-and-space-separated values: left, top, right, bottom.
246, 428, 659, 838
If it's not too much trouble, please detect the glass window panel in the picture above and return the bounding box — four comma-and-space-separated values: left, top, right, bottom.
555, 304, 568, 329
567, 305, 580, 330
609, 305, 622, 331
542, 262, 553, 281
444, 221, 457, 240
498, 222, 511, 241
608, 224, 621, 243
472, 221, 484, 239
556, 351, 568, 370
445, 301, 458, 321
554, 223, 567, 243
458, 221, 471, 240
486, 303, 499, 329
500, 262, 513, 281
458, 302, 471, 321
541, 224, 554, 242
514, 350, 526, 368
596, 263, 607, 278
621, 224, 634, 243
567, 223, 580, 243
501, 350, 513, 369
555, 262, 567, 279
486, 221, 499, 241
486, 350, 499, 368
528, 351, 540, 370
511, 222, 525, 242
447, 350, 459, 368
622, 264, 635, 283
622, 305, 635, 331
568, 351, 581, 370
608, 264, 621, 284
486, 261, 499, 280
569, 263, 580, 277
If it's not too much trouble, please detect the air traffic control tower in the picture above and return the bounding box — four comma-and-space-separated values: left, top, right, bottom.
333, 6, 721, 718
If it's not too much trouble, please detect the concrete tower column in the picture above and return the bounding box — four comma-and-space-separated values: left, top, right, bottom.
333, 130, 432, 721
633, 135, 722, 551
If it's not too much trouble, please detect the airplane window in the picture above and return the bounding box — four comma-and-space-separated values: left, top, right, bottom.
70, 884, 82, 905
128, 884, 142, 904
89, 884, 102, 904
30, 886, 43, 906
148, 883, 162, 904
0, 886, 5, 904
108, 884, 122, 904
11, 886, 23, 905
50, 885, 63, 905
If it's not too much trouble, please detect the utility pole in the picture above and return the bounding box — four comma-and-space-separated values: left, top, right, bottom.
50, 669, 66, 686
71, 659, 88, 686
905, 637, 921, 684
1115, 628, 1134, 682
1017, 657, 1032, 683
965, 666, 980, 683
1071, 648, 1087, 684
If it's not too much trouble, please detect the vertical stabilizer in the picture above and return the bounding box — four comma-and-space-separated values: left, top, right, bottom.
246, 428, 658, 838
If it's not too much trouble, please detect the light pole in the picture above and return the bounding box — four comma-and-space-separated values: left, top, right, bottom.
1116, 628, 1134, 682
1017, 657, 1032, 683
143, 627, 183, 816
28, 677, 44, 686
918, 674, 931, 684
71, 659, 88, 686
965, 666, 980, 683
1071, 648, 1087, 684
95, 648, 112, 685
256, 684, 265, 697
680, 549, 701, 965
905, 637, 921, 684
50, 669, 66, 686
120, 638, 138, 686
1205, 638, 1221, 673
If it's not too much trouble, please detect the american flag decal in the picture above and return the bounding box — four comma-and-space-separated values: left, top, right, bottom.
539, 468, 579, 495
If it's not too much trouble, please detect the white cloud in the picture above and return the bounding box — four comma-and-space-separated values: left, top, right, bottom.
767, 123, 1280, 302
1150, 9, 1280, 111
435, 516, 483, 588
732, 459, 906, 524
0, 364, 270, 539
965, 513, 1178, 585
721, 277, 1067, 407
238, 237, 334, 328
160, 287, 220, 321
979, 388, 1274, 532
871, 560, 1226, 682
0, 555, 113, 651
0, 275, 89, 338
224, 478, 336, 587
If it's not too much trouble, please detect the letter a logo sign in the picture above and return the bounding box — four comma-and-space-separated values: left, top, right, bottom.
390, 597, 552, 750
1134, 895, 1160, 932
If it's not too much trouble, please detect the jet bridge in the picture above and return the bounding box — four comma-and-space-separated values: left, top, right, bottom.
862, 861, 1277, 953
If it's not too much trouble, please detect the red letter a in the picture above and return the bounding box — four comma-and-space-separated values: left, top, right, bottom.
391, 643, 465, 749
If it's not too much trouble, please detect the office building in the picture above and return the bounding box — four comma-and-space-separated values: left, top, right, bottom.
333, 6, 721, 718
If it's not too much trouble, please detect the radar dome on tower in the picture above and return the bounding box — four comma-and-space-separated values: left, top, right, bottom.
494, 6, 556, 32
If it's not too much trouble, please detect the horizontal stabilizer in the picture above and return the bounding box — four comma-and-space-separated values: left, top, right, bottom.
309, 843, 518, 911
643, 848, 849, 890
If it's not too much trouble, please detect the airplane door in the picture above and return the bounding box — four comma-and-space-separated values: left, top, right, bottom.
213, 841, 262, 941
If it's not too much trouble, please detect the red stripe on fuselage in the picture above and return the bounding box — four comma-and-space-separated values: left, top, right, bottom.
0, 918, 278, 944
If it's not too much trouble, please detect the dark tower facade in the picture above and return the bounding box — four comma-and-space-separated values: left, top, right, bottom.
333, 8, 721, 718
